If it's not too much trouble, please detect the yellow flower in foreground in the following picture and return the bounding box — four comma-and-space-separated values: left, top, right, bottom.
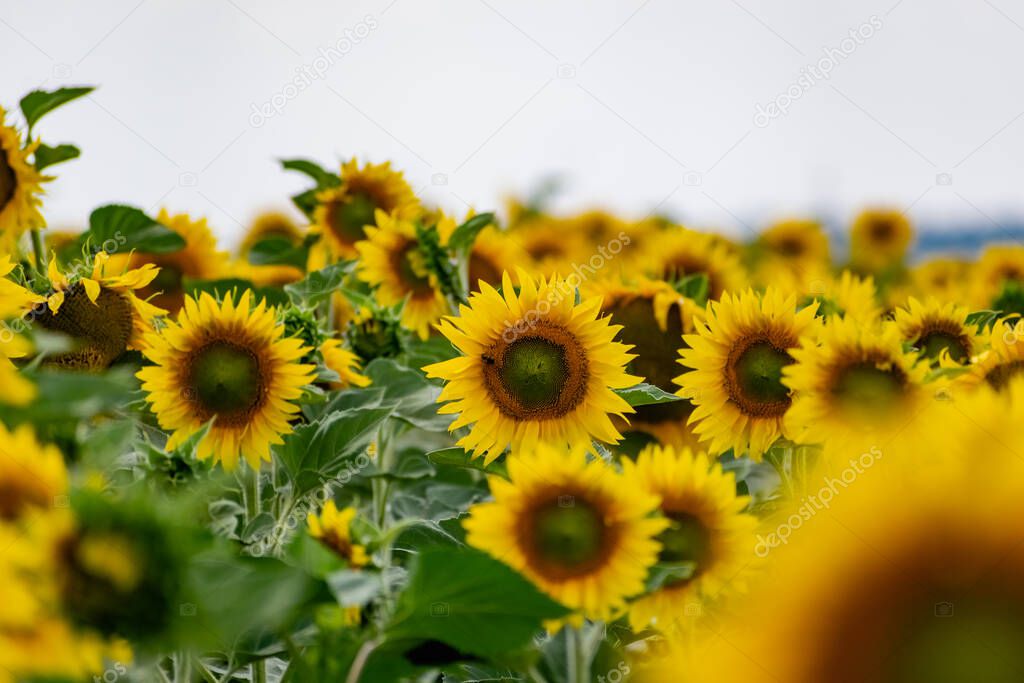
307, 500, 368, 568
0, 106, 48, 247
137, 291, 316, 470
464, 443, 666, 621
424, 269, 639, 464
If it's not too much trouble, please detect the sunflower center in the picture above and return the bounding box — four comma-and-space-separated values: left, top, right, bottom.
986, 360, 1024, 392
0, 144, 16, 210
149, 264, 183, 296
188, 342, 263, 418
393, 242, 434, 296
329, 192, 377, 244
528, 497, 608, 577
657, 511, 712, 585
775, 237, 805, 258
0, 481, 48, 520
482, 322, 589, 420
725, 336, 793, 417
37, 283, 134, 370
917, 330, 968, 363
870, 219, 894, 242
832, 361, 906, 414
468, 252, 502, 290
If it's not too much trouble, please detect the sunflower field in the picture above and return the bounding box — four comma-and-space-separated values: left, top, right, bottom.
3, 86, 1024, 683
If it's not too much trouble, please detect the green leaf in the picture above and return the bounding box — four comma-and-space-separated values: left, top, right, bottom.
364, 358, 452, 431
34, 142, 80, 171
386, 547, 568, 658
285, 261, 351, 309
0, 367, 137, 425
427, 447, 508, 480
20, 86, 94, 132
447, 213, 495, 253
326, 569, 382, 608
291, 188, 321, 218
247, 235, 309, 269
672, 272, 709, 304
965, 309, 1002, 331
614, 383, 683, 406
644, 562, 696, 592
281, 158, 341, 189
88, 204, 186, 254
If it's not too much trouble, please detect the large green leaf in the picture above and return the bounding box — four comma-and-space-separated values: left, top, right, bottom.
20, 86, 94, 132
364, 358, 452, 432
0, 367, 137, 425
614, 383, 683, 406
247, 235, 309, 269
386, 547, 568, 658
285, 261, 351, 308
88, 204, 185, 254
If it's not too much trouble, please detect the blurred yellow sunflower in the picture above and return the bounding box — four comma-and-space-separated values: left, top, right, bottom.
849, 208, 912, 271
424, 270, 640, 463
467, 224, 528, 292
0, 258, 39, 404
464, 443, 666, 621
645, 227, 746, 301
676, 288, 819, 460
758, 218, 830, 272
320, 338, 370, 390
970, 244, 1024, 311
137, 290, 316, 470
238, 210, 303, 256
893, 297, 980, 364
621, 444, 757, 633
510, 216, 589, 277
310, 159, 421, 264
962, 317, 1024, 391
308, 500, 368, 567
911, 256, 968, 302
355, 209, 449, 340
807, 270, 881, 324
0, 106, 47, 247
0, 422, 68, 521
40, 252, 166, 369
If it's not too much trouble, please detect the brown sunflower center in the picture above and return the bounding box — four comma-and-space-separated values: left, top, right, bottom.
520, 494, 616, 580
985, 360, 1024, 392
869, 218, 895, 242
656, 511, 712, 586
327, 191, 378, 245
37, 282, 134, 370
725, 336, 793, 417
0, 480, 49, 520
482, 322, 589, 420
468, 252, 502, 290
916, 324, 969, 363
775, 236, 806, 258
0, 144, 16, 210
187, 341, 265, 422
391, 240, 434, 296
832, 360, 907, 415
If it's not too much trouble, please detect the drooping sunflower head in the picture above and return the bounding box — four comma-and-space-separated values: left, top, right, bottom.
137, 290, 317, 470
620, 444, 757, 633
893, 297, 980, 365
783, 316, 929, 451
238, 210, 304, 256
962, 318, 1024, 392
0, 106, 48, 248
971, 244, 1024, 313
849, 208, 913, 271
312, 159, 421, 262
758, 218, 830, 270
307, 500, 368, 568
464, 443, 667, 621
38, 253, 167, 370
320, 338, 371, 390
355, 209, 449, 340
645, 226, 746, 301
424, 269, 641, 463
676, 288, 820, 460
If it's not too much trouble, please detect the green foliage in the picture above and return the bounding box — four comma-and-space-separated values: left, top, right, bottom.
614, 382, 684, 406
86, 204, 186, 253
20, 86, 94, 132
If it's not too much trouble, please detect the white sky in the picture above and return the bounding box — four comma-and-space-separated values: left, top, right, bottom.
2, 0, 1023, 247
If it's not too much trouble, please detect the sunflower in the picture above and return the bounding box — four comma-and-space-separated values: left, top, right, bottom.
423, 270, 640, 464
320, 338, 371, 390
39, 252, 167, 369
0, 422, 68, 521
509, 216, 589, 277
238, 210, 304, 256
970, 244, 1024, 313
758, 218, 830, 272
961, 317, 1024, 392
620, 444, 757, 633
849, 208, 912, 271
0, 257, 38, 404
467, 224, 528, 292
463, 443, 666, 621
110, 209, 229, 314
911, 256, 968, 302
806, 269, 881, 324
783, 316, 929, 455
0, 106, 48, 248
893, 297, 980, 364
230, 259, 305, 287
355, 209, 449, 340
310, 159, 421, 265
307, 500, 369, 567
644, 226, 746, 301
587, 276, 704, 449
676, 288, 819, 460
137, 290, 317, 470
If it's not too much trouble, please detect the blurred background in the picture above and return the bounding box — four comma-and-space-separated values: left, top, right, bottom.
1, 0, 1023, 253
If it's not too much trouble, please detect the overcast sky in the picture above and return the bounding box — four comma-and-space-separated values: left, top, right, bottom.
2, 0, 1023, 247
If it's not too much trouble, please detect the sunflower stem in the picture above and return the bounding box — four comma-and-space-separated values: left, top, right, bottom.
252, 659, 267, 683
566, 625, 589, 683
29, 227, 45, 274
240, 465, 261, 524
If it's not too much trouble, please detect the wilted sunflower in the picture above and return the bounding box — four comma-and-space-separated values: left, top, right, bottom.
137, 290, 316, 470
970, 244, 1024, 312
424, 270, 640, 464
355, 209, 449, 340
310, 158, 421, 264
645, 227, 745, 301
0, 106, 47, 247
39, 253, 166, 369
464, 443, 666, 621
587, 276, 704, 449
893, 297, 979, 364
110, 209, 229, 313
676, 288, 819, 460
849, 208, 912, 271
307, 500, 368, 567
320, 338, 370, 390
620, 444, 757, 633
783, 316, 929, 454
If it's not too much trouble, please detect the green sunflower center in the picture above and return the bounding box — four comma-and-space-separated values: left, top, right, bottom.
918, 330, 968, 363
734, 341, 792, 404
395, 243, 434, 295
189, 342, 263, 418
500, 338, 569, 411
530, 497, 606, 572
657, 511, 712, 584
329, 191, 377, 244
38, 283, 134, 370
0, 144, 16, 210
833, 362, 906, 412
986, 360, 1024, 392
